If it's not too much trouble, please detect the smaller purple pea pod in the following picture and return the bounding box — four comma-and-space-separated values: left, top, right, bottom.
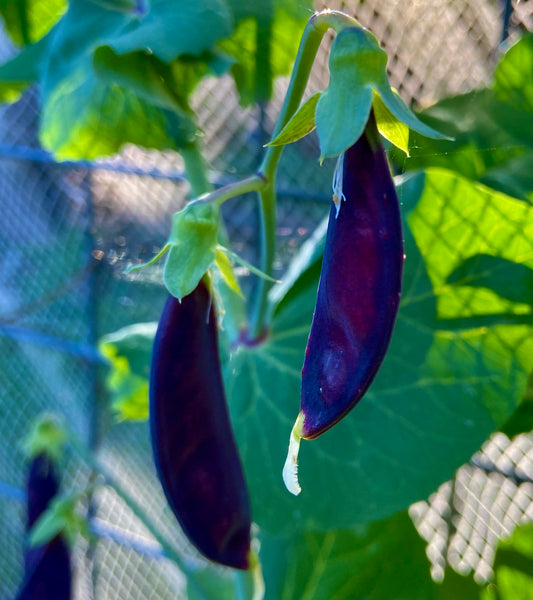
16, 453, 72, 600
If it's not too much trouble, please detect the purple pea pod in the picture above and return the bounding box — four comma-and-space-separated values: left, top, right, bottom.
150, 279, 252, 569
283, 113, 404, 495
16, 453, 71, 600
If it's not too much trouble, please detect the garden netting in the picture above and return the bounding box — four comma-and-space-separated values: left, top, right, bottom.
1, 0, 533, 598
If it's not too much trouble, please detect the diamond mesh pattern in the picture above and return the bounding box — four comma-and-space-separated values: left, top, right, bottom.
1, 1, 533, 598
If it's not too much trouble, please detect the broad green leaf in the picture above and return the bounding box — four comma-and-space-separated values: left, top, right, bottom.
38, 0, 223, 158
260, 511, 435, 600
219, 1, 312, 105
488, 522, 533, 599
0, 0, 66, 45
0, 29, 53, 102
500, 370, 533, 437
41, 64, 197, 159
266, 92, 321, 147
93, 46, 189, 113
225, 168, 533, 534
109, 0, 233, 63
482, 154, 533, 202
446, 255, 533, 306
373, 89, 409, 155
164, 202, 219, 300
493, 33, 533, 114
395, 90, 525, 180
316, 27, 445, 159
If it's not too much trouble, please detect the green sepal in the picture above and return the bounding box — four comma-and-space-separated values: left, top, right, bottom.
29, 493, 92, 548
164, 201, 220, 301
219, 245, 279, 283
124, 243, 170, 274
373, 89, 410, 155
21, 414, 68, 464
265, 91, 321, 147
316, 26, 448, 159
214, 247, 244, 298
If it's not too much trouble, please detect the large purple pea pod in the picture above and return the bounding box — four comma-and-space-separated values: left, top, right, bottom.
16, 453, 72, 600
150, 279, 252, 570
283, 113, 404, 495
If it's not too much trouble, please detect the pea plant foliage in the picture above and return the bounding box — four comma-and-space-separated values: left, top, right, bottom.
3, 1, 533, 599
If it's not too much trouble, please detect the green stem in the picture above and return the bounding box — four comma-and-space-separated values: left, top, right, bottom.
249, 9, 359, 338
181, 140, 213, 197
197, 175, 266, 207
71, 438, 213, 600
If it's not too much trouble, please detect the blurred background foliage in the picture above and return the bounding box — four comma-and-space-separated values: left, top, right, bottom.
1, 0, 533, 599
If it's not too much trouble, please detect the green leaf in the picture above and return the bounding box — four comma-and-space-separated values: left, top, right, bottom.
490, 522, 533, 599
266, 92, 321, 147
219, 0, 312, 105
109, 0, 233, 63
41, 65, 197, 160
373, 88, 410, 155
0, 0, 66, 45
38, 0, 229, 158
0, 31, 53, 102
260, 511, 435, 600
493, 33, 533, 114
499, 370, 533, 437
21, 414, 68, 463
482, 154, 533, 202
395, 90, 525, 181
446, 254, 533, 306
316, 27, 445, 159
224, 168, 533, 534
93, 46, 189, 113
99, 322, 157, 422
164, 201, 219, 300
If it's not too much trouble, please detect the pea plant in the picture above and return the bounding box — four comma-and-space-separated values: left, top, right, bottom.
4, 1, 533, 599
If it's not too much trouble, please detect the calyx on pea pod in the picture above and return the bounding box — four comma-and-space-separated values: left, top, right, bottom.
283, 111, 404, 495
149, 279, 252, 570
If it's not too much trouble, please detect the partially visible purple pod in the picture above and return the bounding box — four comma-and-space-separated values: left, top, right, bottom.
284, 112, 404, 495
150, 279, 252, 570
16, 453, 71, 600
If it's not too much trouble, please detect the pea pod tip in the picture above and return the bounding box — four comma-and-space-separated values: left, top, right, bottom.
282, 412, 305, 495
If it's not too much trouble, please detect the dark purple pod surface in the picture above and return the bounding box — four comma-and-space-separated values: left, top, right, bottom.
150, 280, 251, 570
16, 538, 72, 600
16, 453, 71, 600
301, 114, 404, 440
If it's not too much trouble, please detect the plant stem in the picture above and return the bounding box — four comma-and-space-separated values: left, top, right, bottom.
249, 9, 359, 338
197, 175, 266, 207
181, 139, 213, 197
